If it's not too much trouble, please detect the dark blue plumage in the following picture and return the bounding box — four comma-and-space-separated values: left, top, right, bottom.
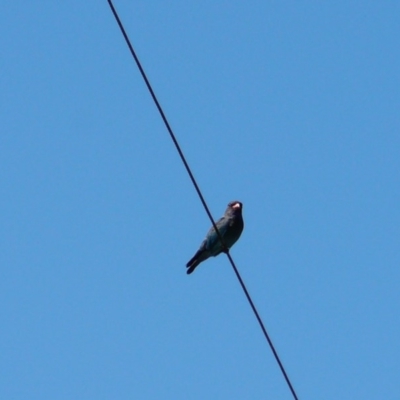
186, 201, 244, 274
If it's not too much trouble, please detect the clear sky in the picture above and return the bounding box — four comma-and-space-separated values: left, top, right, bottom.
1, 2, 399, 399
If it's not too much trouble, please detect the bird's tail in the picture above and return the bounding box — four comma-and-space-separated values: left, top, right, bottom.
186, 249, 208, 274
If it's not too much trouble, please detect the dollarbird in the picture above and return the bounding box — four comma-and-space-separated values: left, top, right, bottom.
186, 200, 244, 274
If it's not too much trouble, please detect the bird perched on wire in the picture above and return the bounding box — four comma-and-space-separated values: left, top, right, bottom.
186, 201, 244, 274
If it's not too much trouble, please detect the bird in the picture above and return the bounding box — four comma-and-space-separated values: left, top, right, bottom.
186, 200, 244, 274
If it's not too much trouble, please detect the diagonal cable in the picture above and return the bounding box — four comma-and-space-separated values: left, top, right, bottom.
106, 1, 299, 399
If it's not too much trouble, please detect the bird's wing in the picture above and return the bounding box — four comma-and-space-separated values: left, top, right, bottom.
204, 216, 229, 250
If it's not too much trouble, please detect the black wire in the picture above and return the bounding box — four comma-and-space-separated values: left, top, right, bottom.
106, 2, 299, 399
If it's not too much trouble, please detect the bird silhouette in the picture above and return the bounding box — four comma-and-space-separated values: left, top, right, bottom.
186, 201, 244, 274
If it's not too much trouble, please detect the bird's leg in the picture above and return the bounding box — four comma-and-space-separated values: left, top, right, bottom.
222, 247, 229, 254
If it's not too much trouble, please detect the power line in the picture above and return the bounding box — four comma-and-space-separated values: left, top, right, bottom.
106, 2, 299, 399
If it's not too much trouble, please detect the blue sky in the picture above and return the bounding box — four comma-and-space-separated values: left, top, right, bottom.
1, 2, 399, 399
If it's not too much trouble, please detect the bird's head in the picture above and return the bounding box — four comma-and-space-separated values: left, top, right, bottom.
226, 200, 243, 216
